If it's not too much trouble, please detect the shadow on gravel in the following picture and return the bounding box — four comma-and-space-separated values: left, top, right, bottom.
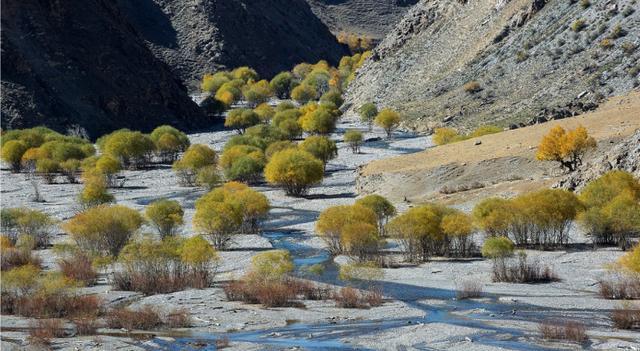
302, 192, 356, 200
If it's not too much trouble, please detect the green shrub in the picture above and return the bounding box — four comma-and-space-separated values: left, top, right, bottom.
232, 66, 259, 82
299, 108, 337, 135
150, 125, 190, 163
0, 208, 55, 247
319, 89, 344, 107
299, 136, 337, 169
254, 103, 276, 124
269, 72, 294, 99
59, 159, 81, 183
249, 250, 294, 281
63, 205, 143, 256
1, 140, 28, 172
115, 236, 218, 294
386, 204, 474, 261
291, 84, 317, 104
481, 237, 515, 259
196, 165, 221, 190
146, 200, 184, 238
316, 204, 378, 255
579, 171, 640, 248
100, 130, 155, 169
94, 155, 122, 187
242, 80, 273, 107
355, 195, 396, 235
225, 108, 261, 134
78, 174, 115, 208
358, 103, 378, 130
219, 145, 265, 183
374, 109, 401, 139
264, 149, 324, 196
265, 141, 297, 159
173, 144, 217, 186
201, 72, 231, 93
35, 159, 59, 184
344, 130, 363, 153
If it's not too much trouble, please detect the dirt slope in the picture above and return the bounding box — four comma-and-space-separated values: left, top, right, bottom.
357, 91, 640, 204
345, 0, 640, 131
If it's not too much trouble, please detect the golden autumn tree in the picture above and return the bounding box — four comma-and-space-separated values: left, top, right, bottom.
536, 125, 596, 172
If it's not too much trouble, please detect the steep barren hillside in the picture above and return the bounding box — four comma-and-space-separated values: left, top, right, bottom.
1, 0, 207, 138
119, 0, 348, 86
306, 0, 419, 39
345, 0, 640, 131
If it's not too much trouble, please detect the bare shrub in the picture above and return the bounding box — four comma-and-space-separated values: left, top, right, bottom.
165, 308, 191, 328
598, 276, 640, 300
492, 252, 558, 283
364, 288, 384, 307
611, 305, 640, 330
1, 247, 42, 271
28, 318, 66, 345
334, 287, 367, 308
11, 294, 101, 319
58, 253, 97, 286
113, 270, 210, 296
216, 336, 230, 349
539, 320, 587, 343
223, 278, 332, 307
73, 317, 100, 335
106, 306, 162, 331
456, 280, 483, 299
463, 80, 482, 93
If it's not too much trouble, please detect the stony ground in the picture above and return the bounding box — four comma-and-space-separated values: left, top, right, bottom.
1, 115, 639, 350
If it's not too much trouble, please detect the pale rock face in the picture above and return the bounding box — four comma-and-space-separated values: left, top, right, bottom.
345, 0, 640, 132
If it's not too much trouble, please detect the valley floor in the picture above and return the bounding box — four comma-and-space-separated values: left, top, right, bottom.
1, 111, 639, 350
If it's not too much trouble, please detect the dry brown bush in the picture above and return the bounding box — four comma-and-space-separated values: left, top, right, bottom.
598, 276, 640, 300
58, 253, 97, 286
539, 320, 587, 343
106, 306, 162, 331
28, 318, 66, 345
611, 305, 640, 330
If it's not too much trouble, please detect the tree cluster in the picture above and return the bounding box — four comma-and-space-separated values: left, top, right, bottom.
194, 182, 270, 248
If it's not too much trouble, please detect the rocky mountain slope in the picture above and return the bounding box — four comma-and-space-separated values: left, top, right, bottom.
345, 0, 640, 131
0, 0, 207, 138
306, 0, 419, 39
119, 0, 348, 86
557, 129, 639, 190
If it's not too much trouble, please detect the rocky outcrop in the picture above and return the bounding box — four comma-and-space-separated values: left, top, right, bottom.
345, 0, 640, 131
306, 0, 418, 40
119, 0, 348, 86
0, 0, 207, 138
556, 130, 640, 190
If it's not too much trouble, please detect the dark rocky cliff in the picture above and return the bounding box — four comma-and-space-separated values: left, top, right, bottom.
1, 0, 208, 138
118, 0, 349, 87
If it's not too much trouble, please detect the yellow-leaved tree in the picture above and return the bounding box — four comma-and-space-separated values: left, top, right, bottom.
536, 125, 596, 172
